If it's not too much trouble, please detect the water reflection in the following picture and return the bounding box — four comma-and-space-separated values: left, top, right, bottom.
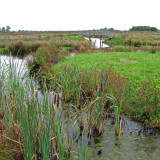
85, 37, 109, 48
0, 54, 52, 101
89, 116, 160, 159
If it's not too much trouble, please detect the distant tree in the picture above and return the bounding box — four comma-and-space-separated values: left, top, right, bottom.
0, 27, 1, 31
6, 26, 11, 31
129, 26, 158, 32
2, 27, 5, 32
98, 27, 115, 31
108, 28, 114, 31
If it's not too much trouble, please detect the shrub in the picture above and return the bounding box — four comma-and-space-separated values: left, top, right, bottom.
104, 37, 124, 47
6, 41, 42, 56
149, 47, 157, 54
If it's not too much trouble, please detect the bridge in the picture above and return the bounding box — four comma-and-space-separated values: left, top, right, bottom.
78, 30, 114, 48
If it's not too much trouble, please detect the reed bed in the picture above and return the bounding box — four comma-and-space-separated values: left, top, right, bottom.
50, 64, 130, 136
0, 57, 90, 160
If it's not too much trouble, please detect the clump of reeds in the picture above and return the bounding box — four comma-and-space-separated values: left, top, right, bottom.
51, 64, 130, 136
0, 57, 90, 159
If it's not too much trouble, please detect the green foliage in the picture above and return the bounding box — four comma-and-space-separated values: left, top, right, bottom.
54, 36, 85, 41
51, 52, 160, 126
35, 47, 47, 64
105, 37, 124, 46
6, 41, 41, 55
0, 48, 8, 54
129, 26, 158, 32
149, 47, 157, 54
0, 57, 91, 159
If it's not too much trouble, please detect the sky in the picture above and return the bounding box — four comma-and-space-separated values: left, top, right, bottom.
1, 0, 160, 31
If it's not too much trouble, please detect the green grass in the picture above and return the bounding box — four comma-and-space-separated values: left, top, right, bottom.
54, 52, 160, 87
50, 52, 160, 126
0, 56, 91, 159
54, 36, 85, 41
0, 48, 8, 54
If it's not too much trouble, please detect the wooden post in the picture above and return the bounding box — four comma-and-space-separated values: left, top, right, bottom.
100, 36, 102, 48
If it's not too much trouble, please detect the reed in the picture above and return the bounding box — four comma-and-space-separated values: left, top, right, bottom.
0, 55, 90, 159
50, 64, 130, 136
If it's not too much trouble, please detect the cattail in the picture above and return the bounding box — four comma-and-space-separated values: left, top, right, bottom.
9, 92, 13, 104
49, 93, 51, 107
35, 90, 38, 98
90, 90, 93, 101
54, 93, 57, 104
57, 93, 59, 107
101, 82, 103, 92
96, 84, 98, 92
53, 105, 56, 118
78, 104, 81, 110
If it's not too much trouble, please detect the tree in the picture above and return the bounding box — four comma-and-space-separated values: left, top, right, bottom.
6, 26, 11, 31
2, 27, 5, 32
129, 26, 158, 32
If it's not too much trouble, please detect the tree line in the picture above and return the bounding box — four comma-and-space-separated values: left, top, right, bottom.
129, 26, 159, 32
0, 26, 11, 32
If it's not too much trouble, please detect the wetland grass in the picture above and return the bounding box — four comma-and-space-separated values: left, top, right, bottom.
50, 64, 130, 136
0, 57, 91, 160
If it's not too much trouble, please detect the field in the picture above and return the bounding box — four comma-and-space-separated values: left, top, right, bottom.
0, 31, 160, 159
51, 52, 160, 125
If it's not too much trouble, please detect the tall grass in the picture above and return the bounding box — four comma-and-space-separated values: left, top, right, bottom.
0, 55, 90, 160
50, 64, 130, 135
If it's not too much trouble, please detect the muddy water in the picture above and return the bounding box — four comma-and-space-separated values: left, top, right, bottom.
89, 116, 160, 160
1, 54, 160, 160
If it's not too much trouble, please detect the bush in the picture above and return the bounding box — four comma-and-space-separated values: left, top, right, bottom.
104, 37, 124, 47
6, 41, 43, 56
113, 45, 132, 52
149, 47, 157, 54
0, 48, 8, 54
35, 47, 47, 64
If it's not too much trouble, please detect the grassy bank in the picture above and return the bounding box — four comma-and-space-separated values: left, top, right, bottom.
49, 52, 160, 127
53, 52, 160, 86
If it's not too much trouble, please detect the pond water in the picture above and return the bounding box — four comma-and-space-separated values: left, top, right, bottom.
0, 54, 160, 160
85, 37, 109, 48
89, 115, 160, 160
0, 54, 54, 101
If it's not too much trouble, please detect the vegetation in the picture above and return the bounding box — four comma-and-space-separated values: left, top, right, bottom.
0, 48, 8, 54
0, 59, 91, 160
1, 30, 160, 159
0, 26, 11, 32
50, 52, 160, 127
104, 31, 160, 53
129, 26, 158, 32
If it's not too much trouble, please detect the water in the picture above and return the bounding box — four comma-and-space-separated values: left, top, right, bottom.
89, 116, 160, 160
85, 37, 109, 48
0, 54, 54, 101
0, 54, 160, 160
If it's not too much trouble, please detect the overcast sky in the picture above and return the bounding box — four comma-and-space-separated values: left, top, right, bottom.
1, 0, 159, 31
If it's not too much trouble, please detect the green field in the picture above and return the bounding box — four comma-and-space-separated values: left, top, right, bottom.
51, 52, 160, 126
53, 52, 160, 86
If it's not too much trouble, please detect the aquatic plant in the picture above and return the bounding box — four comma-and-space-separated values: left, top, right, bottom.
0, 56, 91, 160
